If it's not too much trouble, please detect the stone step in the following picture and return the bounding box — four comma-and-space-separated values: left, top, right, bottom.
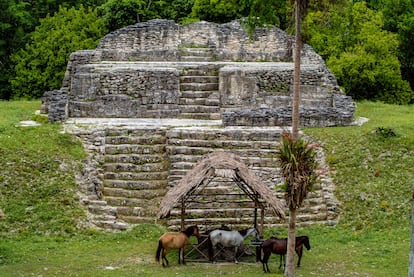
180, 83, 219, 91
103, 154, 166, 165
105, 196, 142, 207
111, 199, 162, 218
180, 90, 217, 98
180, 56, 212, 62
105, 135, 166, 145
104, 171, 169, 181
103, 179, 167, 190
90, 214, 117, 222
105, 144, 165, 155
179, 105, 221, 114
166, 127, 284, 142
205, 98, 220, 106
167, 139, 278, 150
103, 162, 168, 173
180, 76, 218, 83
117, 205, 159, 217
93, 220, 129, 230
88, 205, 117, 216
181, 47, 212, 56
182, 68, 219, 76
179, 96, 220, 106
179, 97, 209, 106
103, 187, 167, 199
170, 154, 277, 170
105, 128, 166, 137
178, 113, 222, 120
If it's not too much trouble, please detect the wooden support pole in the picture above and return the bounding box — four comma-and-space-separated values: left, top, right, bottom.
181, 199, 185, 231
260, 208, 265, 238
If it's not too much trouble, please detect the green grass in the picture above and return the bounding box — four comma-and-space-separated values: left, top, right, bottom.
0, 100, 86, 236
0, 100, 413, 276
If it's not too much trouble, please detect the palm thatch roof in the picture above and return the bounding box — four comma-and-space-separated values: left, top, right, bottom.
158, 151, 286, 220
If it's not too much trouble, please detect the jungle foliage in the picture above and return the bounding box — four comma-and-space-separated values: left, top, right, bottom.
10, 6, 107, 99
2, 0, 414, 103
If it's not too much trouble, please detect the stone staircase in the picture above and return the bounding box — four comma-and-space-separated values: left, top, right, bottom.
72, 124, 339, 231
180, 47, 214, 62
178, 46, 221, 120
179, 66, 221, 120
85, 127, 170, 229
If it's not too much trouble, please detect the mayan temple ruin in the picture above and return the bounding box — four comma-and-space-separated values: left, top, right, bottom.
44, 19, 355, 231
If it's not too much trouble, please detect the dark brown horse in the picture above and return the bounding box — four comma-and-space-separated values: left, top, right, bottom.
155, 225, 199, 267
261, 236, 311, 273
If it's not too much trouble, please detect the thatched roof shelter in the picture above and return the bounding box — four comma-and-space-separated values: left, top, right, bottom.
158, 151, 286, 232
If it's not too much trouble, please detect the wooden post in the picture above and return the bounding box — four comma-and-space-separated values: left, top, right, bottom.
260, 208, 265, 237
181, 199, 185, 231
254, 207, 258, 229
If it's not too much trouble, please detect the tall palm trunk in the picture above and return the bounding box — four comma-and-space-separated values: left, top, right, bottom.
285, 1, 302, 276
291, 0, 301, 142
409, 196, 414, 277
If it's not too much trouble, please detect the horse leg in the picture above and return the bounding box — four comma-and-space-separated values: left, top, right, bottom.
262, 251, 271, 273
207, 238, 214, 262
234, 246, 238, 264
162, 249, 170, 267
296, 246, 303, 267
279, 254, 285, 270
181, 247, 186, 265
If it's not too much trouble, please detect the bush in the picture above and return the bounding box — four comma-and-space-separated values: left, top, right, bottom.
10, 6, 107, 99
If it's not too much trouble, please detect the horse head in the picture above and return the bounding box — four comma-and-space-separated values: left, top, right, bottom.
243, 227, 259, 240
183, 225, 200, 238
191, 225, 200, 237
302, 236, 311, 250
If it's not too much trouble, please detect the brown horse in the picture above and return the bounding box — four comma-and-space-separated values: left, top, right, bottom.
155, 225, 199, 267
261, 236, 311, 273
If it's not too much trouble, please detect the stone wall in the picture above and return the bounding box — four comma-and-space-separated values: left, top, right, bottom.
46, 19, 355, 126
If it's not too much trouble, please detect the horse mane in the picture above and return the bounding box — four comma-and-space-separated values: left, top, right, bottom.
238, 227, 256, 237
182, 225, 197, 237
297, 235, 311, 249
238, 228, 249, 237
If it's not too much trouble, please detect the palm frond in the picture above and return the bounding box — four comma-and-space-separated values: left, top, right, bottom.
278, 132, 318, 209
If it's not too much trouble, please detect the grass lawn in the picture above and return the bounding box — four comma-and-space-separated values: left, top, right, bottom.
0, 100, 413, 276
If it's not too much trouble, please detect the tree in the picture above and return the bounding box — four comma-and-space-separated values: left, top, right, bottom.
191, 0, 290, 28
0, 0, 105, 99
0, 0, 34, 99
158, 0, 196, 23
307, 2, 414, 104
191, 0, 248, 23
98, 0, 162, 32
10, 6, 107, 99
284, 1, 310, 276
398, 12, 414, 94
279, 132, 317, 277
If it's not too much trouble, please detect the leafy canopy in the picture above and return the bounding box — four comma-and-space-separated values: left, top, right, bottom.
10, 6, 107, 99
307, 2, 414, 104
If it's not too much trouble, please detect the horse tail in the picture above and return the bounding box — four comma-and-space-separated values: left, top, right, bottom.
207, 235, 213, 261
155, 240, 163, 262
258, 242, 264, 263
